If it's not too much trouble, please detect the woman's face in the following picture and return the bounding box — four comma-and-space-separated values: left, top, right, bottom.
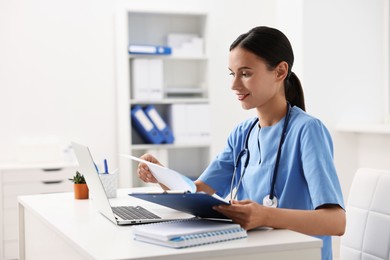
229, 47, 283, 110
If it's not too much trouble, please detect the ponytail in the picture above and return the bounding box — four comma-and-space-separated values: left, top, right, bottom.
285, 72, 306, 111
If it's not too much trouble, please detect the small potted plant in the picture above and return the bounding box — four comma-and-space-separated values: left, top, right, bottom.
69, 171, 89, 199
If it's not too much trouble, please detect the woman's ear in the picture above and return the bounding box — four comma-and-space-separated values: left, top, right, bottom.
275, 61, 289, 81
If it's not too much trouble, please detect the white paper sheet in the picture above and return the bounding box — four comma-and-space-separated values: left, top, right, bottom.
120, 154, 196, 193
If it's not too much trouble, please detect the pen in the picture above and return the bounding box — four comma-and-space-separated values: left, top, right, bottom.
104, 159, 109, 174
94, 162, 99, 174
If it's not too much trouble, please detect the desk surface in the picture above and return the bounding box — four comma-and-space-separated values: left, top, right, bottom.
18, 189, 322, 260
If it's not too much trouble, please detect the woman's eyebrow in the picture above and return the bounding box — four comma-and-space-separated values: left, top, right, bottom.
238, 66, 252, 70
228, 66, 253, 71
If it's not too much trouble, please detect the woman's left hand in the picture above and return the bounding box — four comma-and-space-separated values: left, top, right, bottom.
213, 200, 267, 230
214, 200, 346, 236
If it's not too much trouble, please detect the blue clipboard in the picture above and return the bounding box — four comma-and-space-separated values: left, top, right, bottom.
129, 192, 230, 220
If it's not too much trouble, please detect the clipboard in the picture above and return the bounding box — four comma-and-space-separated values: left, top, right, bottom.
129, 192, 230, 220
122, 154, 230, 219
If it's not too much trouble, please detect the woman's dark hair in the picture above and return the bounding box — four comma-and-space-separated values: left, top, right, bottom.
230, 26, 306, 111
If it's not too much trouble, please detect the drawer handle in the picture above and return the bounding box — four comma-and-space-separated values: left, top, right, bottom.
42, 168, 63, 172
42, 180, 64, 184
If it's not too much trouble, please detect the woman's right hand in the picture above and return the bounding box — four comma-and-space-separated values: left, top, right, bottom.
137, 153, 162, 183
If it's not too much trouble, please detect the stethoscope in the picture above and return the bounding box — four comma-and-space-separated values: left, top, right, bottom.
230, 102, 292, 208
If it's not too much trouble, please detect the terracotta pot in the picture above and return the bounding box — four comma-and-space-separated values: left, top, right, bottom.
73, 184, 89, 199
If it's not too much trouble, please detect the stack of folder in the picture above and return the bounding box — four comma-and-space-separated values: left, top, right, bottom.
131, 59, 164, 101
131, 105, 174, 144
168, 104, 211, 144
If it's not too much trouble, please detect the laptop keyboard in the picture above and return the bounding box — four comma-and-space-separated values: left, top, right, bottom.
112, 206, 161, 220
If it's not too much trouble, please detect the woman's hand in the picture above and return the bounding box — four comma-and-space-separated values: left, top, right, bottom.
214, 200, 346, 236
137, 153, 162, 184
213, 200, 266, 230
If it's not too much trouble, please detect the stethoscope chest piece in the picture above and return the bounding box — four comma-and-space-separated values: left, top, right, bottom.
263, 195, 278, 208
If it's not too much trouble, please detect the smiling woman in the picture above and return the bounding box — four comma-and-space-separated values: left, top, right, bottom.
137, 26, 346, 260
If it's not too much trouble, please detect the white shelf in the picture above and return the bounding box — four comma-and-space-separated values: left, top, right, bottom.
115, 9, 211, 187
129, 54, 208, 60
131, 143, 210, 150
335, 123, 390, 134
165, 87, 205, 95
130, 98, 208, 105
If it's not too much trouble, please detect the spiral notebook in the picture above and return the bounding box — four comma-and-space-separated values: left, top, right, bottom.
132, 218, 247, 248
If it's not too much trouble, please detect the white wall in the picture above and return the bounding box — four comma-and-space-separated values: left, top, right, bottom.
0, 0, 117, 165
303, 0, 387, 125
302, 0, 390, 199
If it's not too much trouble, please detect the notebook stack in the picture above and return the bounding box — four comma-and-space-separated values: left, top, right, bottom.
132, 218, 247, 248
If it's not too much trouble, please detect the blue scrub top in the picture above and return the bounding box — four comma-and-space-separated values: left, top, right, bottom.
198, 106, 344, 260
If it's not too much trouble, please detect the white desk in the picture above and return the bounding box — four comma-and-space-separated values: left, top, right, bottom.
18, 189, 322, 260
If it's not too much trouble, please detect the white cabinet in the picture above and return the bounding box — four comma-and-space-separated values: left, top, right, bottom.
116, 10, 211, 187
0, 163, 77, 260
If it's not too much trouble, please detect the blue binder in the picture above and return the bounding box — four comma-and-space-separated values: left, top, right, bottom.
144, 105, 175, 144
129, 192, 230, 219
131, 105, 165, 144
128, 44, 172, 55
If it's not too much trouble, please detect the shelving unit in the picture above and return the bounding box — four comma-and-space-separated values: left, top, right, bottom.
115, 10, 211, 187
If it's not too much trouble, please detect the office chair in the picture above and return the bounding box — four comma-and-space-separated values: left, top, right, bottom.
340, 168, 390, 260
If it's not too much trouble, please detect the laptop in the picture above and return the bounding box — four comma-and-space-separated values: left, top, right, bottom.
72, 142, 192, 225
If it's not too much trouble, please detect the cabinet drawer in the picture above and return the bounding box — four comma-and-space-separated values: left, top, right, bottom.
3, 239, 18, 260
2, 183, 72, 210
2, 210, 17, 253
3, 196, 18, 209
2, 166, 78, 183
4, 223, 17, 241
3, 208, 17, 230
3, 181, 72, 198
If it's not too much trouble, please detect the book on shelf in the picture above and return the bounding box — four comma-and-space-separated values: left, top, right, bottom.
120, 154, 230, 219
168, 104, 211, 144
131, 59, 163, 101
132, 218, 247, 248
128, 44, 172, 55
144, 105, 174, 144
131, 105, 165, 144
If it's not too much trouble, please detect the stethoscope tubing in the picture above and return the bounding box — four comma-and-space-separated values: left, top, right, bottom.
269, 103, 291, 200
230, 102, 292, 204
